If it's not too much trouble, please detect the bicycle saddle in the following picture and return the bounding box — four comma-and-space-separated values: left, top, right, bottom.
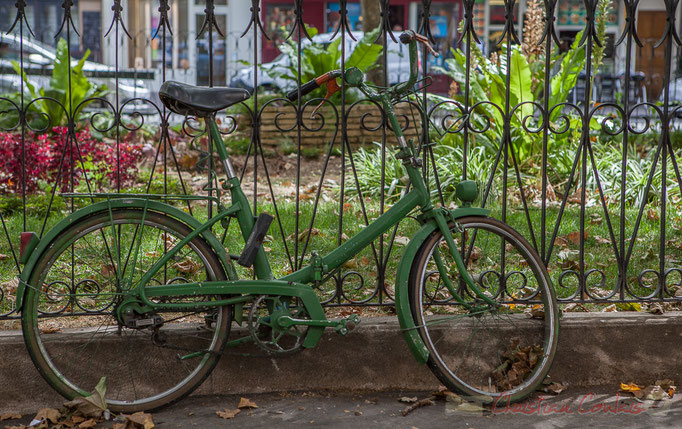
159, 81, 250, 117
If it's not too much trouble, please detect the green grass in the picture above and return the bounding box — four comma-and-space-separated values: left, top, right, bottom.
1, 194, 680, 311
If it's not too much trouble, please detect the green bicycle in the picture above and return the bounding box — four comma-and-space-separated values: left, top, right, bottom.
16, 31, 558, 412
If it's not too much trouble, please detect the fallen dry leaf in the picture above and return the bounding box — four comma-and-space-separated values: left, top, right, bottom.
216, 409, 241, 419
602, 304, 617, 312
0, 253, 9, 261
524, 304, 545, 319
125, 411, 154, 429
594, 236, 610, 244
647, 209, 660, 221
563, 303, 588, 312
544, 381, 568, 394
401, 398, 434, 416
238, 397, 258, 409
39, 325, 61, 334
78, 419, 97, 429
101, 264, 116, 278
648, 302, 666, 314
656, 379, 675, 391
172, 257, 200, 274
286, 228, 321, 243
64, 377, 107, 418
34, 408, 61, 424
398, 396, 418, 403
393, 236, 410, 246
621, 382, 643, 391
559, 230, 589, 246
452, 401, 486, 412
0, 414, 21, 421
620, 382, 644, 399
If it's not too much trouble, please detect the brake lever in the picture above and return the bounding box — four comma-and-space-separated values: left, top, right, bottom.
414, 33, 440, 57
311, 78, 341, 119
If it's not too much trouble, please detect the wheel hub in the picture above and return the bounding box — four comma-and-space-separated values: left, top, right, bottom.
116, 300, 164, 330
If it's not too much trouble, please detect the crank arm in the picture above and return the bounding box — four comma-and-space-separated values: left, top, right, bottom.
278, 314, 360, 334
277, 316, 336, 328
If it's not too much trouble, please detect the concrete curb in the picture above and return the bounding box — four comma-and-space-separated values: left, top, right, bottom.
2, 312, 681, 413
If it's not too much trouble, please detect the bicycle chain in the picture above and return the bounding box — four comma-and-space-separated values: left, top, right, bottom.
152, 328, 298, 359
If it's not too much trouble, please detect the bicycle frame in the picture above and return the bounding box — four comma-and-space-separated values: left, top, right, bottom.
16, 32, 498, 356
134, 116, 432, 305
133, 110, 496, 310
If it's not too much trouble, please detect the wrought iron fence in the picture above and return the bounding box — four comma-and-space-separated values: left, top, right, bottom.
1, 0, 682, 319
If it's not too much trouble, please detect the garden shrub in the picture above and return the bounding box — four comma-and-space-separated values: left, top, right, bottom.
0, 126, 142, 194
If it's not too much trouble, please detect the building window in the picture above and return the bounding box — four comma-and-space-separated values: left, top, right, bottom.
416, 2, 461, 66
326, 2, 361, 33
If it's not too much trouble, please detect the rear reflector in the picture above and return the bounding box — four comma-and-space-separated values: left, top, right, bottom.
19, 232, 40, 264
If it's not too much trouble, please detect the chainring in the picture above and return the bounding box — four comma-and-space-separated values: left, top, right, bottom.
247, 295, 309, 355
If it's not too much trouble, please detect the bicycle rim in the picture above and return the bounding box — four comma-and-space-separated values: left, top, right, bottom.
21, 209, 231, 412
409, 216, 558, 404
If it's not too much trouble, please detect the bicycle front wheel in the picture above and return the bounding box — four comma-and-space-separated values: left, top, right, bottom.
409, 216, 558, 404
21, 209, 232, 412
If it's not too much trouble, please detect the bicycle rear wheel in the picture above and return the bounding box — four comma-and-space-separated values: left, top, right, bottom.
409, 216, 558, 404
21, 209, 231, 412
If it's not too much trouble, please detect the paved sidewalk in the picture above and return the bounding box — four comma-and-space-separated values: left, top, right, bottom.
3, 312, 682, 413
5, 388, 680, 428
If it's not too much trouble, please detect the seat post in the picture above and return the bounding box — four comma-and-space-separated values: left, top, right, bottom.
207, 115, 236, 180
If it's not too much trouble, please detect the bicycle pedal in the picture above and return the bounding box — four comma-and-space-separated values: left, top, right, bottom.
346, 314, 360, 330
237, 213, 274, 267
334, 314, 361, 335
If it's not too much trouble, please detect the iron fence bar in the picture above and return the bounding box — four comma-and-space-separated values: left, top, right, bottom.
539, 0, 558, 262
337, 0, 349, 303
3, 0, 682, 316
615, 0, 641, 300
379, 0, 388, 304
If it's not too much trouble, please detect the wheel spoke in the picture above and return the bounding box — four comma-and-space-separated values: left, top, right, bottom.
22, 210, 231, 412
410, 217, 557, 403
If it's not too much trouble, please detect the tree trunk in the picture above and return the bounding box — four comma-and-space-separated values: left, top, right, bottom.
360, 0, 384, 85
360, 0, 381, 32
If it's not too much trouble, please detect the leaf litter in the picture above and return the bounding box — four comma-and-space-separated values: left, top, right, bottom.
11, 378, 155, 429
620, 380, 676, 401
215, 397, 258, 420
216, 409, 240, 419
237, 398, 258, 409
0, 414, 22, 422
399, 386, 487, 417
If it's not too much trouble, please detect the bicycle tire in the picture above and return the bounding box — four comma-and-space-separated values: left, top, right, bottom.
21, 209, 232, 412
408, 216, 558, 404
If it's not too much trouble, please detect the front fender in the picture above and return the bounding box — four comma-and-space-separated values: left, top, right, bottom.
16, 198, 234, 310
395, 207, 489, 364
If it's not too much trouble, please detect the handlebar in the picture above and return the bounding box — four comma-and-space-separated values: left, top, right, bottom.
286, 30, 438, 104
286, 70, 342, 102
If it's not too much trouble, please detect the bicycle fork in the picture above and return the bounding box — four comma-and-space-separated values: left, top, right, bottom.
428, 208, 500, 311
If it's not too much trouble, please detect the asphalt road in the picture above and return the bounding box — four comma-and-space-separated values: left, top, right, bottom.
6, 388, 681, 429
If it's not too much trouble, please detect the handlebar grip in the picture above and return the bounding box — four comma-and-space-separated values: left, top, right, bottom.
286, 79, 320, 101
399, 31, 413, 45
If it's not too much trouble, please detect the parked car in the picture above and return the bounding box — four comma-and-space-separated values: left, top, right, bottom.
0, 33, 154, 112
230, 31, 419, 93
